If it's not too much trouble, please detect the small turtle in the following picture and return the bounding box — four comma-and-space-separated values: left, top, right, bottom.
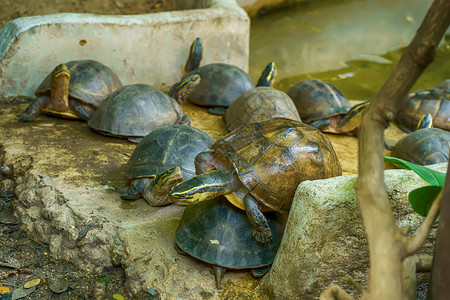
395, 87, 449, 132
435, 79, 450, 90
224, 62, 301, 132
175, 197, 286, 288
287, 79, 369, 134
174, 37, 255, 114
121, 124, 213, 205
391, 114, 450, 165
171, 118, 341, 244
88, 75, 200, 143
19, 60, 122, 122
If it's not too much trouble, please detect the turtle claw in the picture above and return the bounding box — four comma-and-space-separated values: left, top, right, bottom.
121, 187, 140, 200
252, 230, 272, 245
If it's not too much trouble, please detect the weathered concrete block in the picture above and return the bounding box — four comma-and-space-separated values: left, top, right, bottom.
264, 163, 447, 299
0, 0, 249, 98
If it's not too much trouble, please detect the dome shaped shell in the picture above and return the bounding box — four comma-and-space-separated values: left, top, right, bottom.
88, 84, 187, 137
391, 128, 450, 165
175, 197, 285, 269
224, 87, 301, 132
287, 79, 351, 123
125, 125, 214, 180
183, 63, 255, 107
35, 60, 122, 107
395, 88, 450, 132
211, 118, 342, 213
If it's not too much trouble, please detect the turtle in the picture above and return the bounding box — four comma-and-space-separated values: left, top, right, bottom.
435, 79, 450, 90
170, 118, 342, 244
395, 87, 450, 133
175, 196, 286, 288
19, 60, 122, 122
286, 79, 370, 134
391, 114, 450, 165
88, 74, 200, 143
174, 37, 255, 114
223, 61, 302, 132
121, 124, 214, 206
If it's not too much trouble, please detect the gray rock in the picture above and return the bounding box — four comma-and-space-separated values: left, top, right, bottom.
264, 163, 447, 299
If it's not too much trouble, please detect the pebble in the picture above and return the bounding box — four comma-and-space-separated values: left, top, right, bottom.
48, 277, 69, 294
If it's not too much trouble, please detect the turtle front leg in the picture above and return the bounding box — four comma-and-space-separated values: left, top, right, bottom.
142, 167, 184, 206
19, 96, 51, 121
121, 177, 152, 200
243, 193, 272, 245
69, 99, 95, 121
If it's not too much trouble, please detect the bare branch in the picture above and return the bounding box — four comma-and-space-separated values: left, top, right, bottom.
405, 189, 443, 257
355, 0, 450, 298
320, 285, 355, 300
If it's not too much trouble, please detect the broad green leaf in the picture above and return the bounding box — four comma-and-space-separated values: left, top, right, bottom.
384, 156, 446, 186
409, 185, 442, 217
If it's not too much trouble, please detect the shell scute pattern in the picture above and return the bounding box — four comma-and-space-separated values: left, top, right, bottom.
211, 118, 342, 213
287, 79, 351, 122
125, 125, 214, 180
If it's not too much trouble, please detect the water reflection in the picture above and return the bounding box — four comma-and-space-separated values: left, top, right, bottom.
250, 0, 448, 99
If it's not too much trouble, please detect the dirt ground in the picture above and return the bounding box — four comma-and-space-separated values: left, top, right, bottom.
0, 2, 411, 299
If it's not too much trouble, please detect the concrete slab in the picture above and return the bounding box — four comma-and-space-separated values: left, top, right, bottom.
0, 0, 249, 98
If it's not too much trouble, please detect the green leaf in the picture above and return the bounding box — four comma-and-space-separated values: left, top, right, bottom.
384, 156, 446, 186
409, 185, 442, 217
97, 276, 111, 283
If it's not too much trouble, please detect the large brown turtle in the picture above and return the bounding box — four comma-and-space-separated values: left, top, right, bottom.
170, 118, 342, 244
223, 62, 301, 132
286, 79, 370, 134
19, 60, 122, 122
395, 87, 449, 132
174, 37, 255, 114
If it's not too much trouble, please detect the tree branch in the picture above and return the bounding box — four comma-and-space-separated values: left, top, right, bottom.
405, 189, 443, 257
355, 0, 450, 299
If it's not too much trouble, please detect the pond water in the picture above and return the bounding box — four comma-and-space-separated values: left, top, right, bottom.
249, 0, 449, 100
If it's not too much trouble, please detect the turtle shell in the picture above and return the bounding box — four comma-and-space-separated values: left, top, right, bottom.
125, 125, 214, 180
224, 87, 301, 132
182, 63, 255, 107
391, 128, 450, 165
435, 79, 450, 90
395, 88, 450, 132
88, 84, 189, 138
175, 197, 285, 269
35, 60, 122, 107
211, 118, 342, 213
287, 79, 351, 123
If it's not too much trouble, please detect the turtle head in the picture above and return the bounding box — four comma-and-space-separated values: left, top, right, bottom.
256, 62, 277, 87
169, 74, 201, 104
334, 100, 371, 133
51, 64, 71, 85
155, 167, 183, 189
416, 113, 433, 130
185, 37, 203, 72
170, 170, 236, 206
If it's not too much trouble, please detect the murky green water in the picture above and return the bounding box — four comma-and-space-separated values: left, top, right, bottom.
249, 0, 449, 100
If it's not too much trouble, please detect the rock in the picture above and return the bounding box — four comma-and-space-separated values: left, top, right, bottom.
48, 277, 69, 294
264, 163, 447, 299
